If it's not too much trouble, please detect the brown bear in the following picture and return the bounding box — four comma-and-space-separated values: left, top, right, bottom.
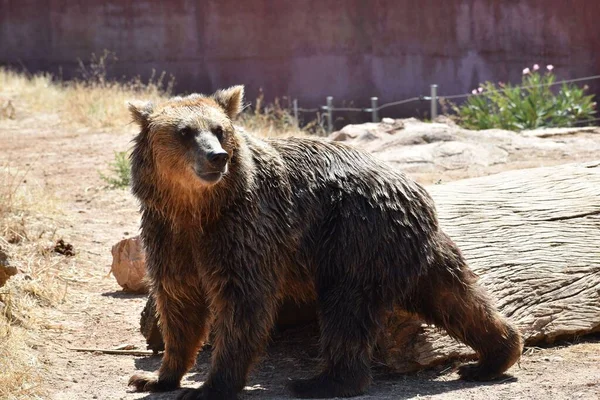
127, 86, 523, 400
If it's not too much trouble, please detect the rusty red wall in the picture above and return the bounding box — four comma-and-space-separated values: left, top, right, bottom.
1, 0, 599, 116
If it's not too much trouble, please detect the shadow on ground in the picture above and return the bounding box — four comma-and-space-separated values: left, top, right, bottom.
102, 290, 148, 299
129, 324, 518, 399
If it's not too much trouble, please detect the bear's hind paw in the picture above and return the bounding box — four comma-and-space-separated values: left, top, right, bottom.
128, 374, 178, 392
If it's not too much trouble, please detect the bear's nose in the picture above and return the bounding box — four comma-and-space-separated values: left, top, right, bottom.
207, 150, 229, 170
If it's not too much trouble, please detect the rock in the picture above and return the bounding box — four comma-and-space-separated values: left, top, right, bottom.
54, 239, 75, 257
329, 120, 404, 142
521, 126, 597, 138
328, 130, 356, 142
328, 118, 600, 185
0, 247, 17, 288
110, 237, 148, 293
0, 267, 18, 289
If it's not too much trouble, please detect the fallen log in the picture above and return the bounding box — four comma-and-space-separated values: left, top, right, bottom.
380, 160, 600, 371
134, 161, 600, 372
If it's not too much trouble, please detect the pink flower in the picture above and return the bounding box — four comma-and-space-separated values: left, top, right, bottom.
533, 64, 540, 71
546, 64, 554, 71
498, 81, 505, 87
523, 67, 531, 75
478, 87, 484, 93
472, 89, 478, 95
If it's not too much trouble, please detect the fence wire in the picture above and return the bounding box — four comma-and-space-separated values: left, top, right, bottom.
374, 97, 423, 111
291, 73, 600, 132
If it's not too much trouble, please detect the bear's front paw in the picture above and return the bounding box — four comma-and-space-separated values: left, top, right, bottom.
128, 374, 179, 392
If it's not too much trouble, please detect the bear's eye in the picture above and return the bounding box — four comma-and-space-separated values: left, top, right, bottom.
212, 126, 224, 141
179, 127, 195, 137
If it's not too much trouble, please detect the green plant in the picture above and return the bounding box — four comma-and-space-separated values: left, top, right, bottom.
100, 151, 131, 189
454, 65, 597, 131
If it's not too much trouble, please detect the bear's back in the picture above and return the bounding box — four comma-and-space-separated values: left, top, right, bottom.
263, 136, 440, 284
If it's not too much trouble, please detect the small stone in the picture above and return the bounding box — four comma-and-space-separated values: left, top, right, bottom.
53, 239, 75, 257
0, 248, 18, 288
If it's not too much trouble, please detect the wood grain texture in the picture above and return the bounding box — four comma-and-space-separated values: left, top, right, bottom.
380, 161, 600, 372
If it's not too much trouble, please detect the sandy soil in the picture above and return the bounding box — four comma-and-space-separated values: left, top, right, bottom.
1, 121, 599, 400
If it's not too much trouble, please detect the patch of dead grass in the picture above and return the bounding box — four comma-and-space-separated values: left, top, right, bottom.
0, 66, 171, 130
0, 166, 69, 399
239, 92, 324, 137
0, 51, 321, 135
0, 323, 41, 400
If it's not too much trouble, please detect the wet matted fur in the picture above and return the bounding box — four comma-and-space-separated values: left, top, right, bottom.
127, 86, 523, 400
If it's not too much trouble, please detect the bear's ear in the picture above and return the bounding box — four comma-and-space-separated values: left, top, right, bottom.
212, 85, 245, 119
128, 100, 154, 128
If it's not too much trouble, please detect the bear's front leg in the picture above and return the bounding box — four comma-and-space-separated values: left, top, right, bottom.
129, 284, 211, 393
177, 282, 278, 400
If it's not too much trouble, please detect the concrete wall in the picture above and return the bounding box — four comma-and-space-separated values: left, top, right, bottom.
1, 0, 599, 117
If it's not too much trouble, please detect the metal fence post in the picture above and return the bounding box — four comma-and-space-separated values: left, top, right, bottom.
293, 99, 299, 128
326, 96, 333, 134
371, 97, 379, 123
430, 84, 438, 121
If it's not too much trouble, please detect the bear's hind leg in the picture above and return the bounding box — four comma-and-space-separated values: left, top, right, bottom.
288, 283, 384, 398
415, 236, 523, 381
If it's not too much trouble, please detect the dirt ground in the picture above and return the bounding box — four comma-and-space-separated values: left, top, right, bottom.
1, 121, 599, 400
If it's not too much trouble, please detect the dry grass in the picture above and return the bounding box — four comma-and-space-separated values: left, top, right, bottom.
239, 92, 325, 137
0, 166, 69, 400
0, 51, 320, 135
0, 51, 173, 130
0, 68, 171, 129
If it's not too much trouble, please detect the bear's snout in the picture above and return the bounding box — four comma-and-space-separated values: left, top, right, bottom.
206, 150, 229, 170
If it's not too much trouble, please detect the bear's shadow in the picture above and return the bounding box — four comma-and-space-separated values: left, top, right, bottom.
101, 290, 148, 299
131, 324, 517, 399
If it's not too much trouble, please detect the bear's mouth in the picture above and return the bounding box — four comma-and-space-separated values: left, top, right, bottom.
197, 171, 223, 184
194, 163, 228, 185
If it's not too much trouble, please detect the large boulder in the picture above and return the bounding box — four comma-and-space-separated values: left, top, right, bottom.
330, 118, 600, 184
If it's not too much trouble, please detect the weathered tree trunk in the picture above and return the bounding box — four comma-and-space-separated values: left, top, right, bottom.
379, 160, 600, 371
139, 161, 600, 372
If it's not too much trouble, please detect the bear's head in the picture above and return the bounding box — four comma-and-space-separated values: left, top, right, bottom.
129, 85, 244, 187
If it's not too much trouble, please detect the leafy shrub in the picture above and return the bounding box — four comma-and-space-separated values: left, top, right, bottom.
455, 65, 597, 131
100, 151, 130, 189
